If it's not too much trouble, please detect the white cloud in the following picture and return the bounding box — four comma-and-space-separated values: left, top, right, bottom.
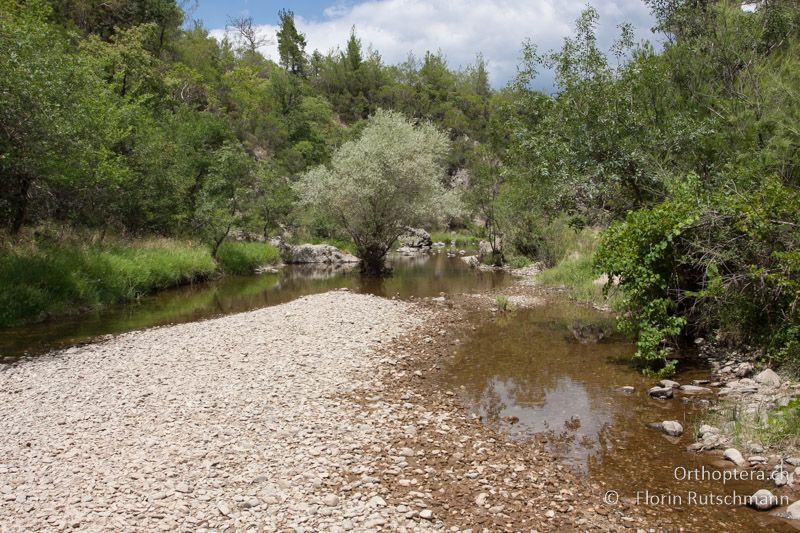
211, 0, 657, 88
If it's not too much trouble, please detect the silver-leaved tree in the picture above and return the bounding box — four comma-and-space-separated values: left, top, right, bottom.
296, 110, 454, 275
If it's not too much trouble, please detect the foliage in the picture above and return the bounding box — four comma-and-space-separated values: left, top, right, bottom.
215, 242, 281, 274
296, 110, 452, 274
0, 238, 216, 327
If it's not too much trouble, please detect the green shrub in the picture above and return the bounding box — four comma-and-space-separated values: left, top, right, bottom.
505, 255, 531, 269
595, 175, 800, 373
215, 241, 281, 274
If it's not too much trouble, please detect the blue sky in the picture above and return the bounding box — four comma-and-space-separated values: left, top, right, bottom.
187, 1, 338, 28
192, 1, 658, 88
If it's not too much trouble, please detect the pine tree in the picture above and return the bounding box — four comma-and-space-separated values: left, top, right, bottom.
277, 9, 307, 76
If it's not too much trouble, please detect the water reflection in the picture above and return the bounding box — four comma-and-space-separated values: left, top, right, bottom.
445, 302, 798, 531
0, 251, 508, 359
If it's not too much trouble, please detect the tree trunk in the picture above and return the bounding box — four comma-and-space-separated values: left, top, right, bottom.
10, 174, 32, 234
358, 245, 389, 276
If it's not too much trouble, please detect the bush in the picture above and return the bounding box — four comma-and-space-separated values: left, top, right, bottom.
596, 175, 800, 372
504, 214, 588, 267
215, 241, 281, 274
0, 239, 217, 327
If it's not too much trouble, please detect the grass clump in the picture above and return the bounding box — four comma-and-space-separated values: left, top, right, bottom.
495, 295, 510, 312
537, 251, 605, 302
215, 241, 281, 274
0, 239, 217, 327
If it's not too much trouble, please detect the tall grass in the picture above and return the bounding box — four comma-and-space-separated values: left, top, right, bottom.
0, 239, 217, 327
536, 230, 619, 306
215, 241, 281, 274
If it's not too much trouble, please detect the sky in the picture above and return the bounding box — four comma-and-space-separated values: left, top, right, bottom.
189, 0, 659, 89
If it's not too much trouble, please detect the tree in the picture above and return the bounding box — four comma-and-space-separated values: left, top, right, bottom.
296, 110, 451, 274
0, 2, 125, 233
277, 9, 307, 76
193, 142, 255, 256
226, 15, 271, 59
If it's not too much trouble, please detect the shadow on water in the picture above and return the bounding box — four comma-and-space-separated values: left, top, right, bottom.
0, 251, 509, 359
443, 302, 797, 531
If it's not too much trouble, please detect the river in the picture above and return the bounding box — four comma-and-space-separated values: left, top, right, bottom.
0, 251, 794, 531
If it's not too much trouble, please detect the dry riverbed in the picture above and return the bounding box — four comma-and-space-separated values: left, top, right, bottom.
0, 289, 654, 532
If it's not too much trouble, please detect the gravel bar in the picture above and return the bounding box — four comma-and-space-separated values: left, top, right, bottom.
0, 290, 427, 532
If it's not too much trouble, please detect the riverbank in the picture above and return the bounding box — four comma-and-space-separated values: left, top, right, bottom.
0, 289, 658, 531
0, 238, 280, 327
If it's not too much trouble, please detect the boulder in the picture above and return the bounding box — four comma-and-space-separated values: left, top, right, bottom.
648, 386, 674, 400
754, 368, 781, 387
399, 227, 432, 249
659, 379, 681, 389
283, 244, 360, 264
750, 489, 779, 511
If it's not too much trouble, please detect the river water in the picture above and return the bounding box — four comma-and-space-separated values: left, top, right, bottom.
0, 251, 794, 530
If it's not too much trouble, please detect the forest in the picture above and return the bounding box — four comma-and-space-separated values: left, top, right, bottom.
1, 0, 799, 375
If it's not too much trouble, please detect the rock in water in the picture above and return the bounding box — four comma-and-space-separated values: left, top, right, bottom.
724, 448, 747, 466
648, 386, 674, 400
754, 368, 781, 387
750, 489, 778, 511
461, 255, 480, 268
659, 379, 681, 389
698, 424, 719, 438
661, 420, 684, 436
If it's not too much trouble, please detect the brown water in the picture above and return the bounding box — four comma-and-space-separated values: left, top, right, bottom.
2, 251, 795, 530
444, 302, 797, 531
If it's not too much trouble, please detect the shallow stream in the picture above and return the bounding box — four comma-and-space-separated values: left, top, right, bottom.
1, 251, 794, 530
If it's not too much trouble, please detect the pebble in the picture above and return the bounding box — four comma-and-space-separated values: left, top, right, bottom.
0, 293, 426, 532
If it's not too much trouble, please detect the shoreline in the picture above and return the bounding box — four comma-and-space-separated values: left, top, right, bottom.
0, 286, 657, 531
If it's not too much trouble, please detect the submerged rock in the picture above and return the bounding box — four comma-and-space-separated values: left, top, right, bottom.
750, 489, 779, 511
